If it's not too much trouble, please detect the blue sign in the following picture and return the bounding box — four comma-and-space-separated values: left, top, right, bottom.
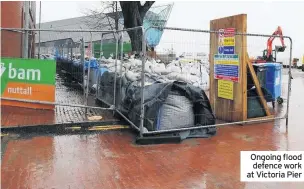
218, 46, 224, 54
214, 54, 240, 82
223, 46, 235, 54
215, 65, 239, 77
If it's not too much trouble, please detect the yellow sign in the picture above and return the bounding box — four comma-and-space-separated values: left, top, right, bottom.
302, 55, 304, 64
214, 59, 239, 65
218, 80, 234, 100
223, 37, 235, 46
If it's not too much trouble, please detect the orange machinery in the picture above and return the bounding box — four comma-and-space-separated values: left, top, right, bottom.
251, 26, 286, 63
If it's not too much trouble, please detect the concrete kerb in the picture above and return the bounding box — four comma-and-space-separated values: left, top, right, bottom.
1, 120, 128, 134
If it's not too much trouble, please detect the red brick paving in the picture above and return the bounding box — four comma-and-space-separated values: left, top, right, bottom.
1, 104, 118, 127
1, 70, 304, 188
1, 105, 55, 127
1, 119, 304, 189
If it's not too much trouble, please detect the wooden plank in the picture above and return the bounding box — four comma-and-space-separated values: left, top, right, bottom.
246, 55, 271, 116
246, 115, 274, 122
241, 17, 248, 122
210, 14, 247, 122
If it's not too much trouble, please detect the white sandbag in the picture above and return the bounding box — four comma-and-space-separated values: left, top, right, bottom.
151, 63, 166, 75
108, 66, 120, 72
99, 64, 108, 68
144, 66, 152, 74
145, 60, 153, 67
143, 60, 153, 73
200, 69, 210, 90
166, 72, 179, 80
167, 65, 181, 73
107, 57, 115, 63
119, 66, 126, 73
129, 60, 136, 67
176, 73, 200, 84
170, 60, 180, 66
189, 67, 200, 75
125, 70, 141, 81
150, 59, 157, 65
129, 58, 142, 66
123, 63, 132, 70
193, 82, 199, 88
161, 67, 172, 75
130, 54, 135, 59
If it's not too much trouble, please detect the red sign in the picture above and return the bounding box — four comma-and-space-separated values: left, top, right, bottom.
215, 75, 239, 82
224, 28, 235, 37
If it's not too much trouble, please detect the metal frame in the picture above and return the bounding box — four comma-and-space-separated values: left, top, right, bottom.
1, 27, 128, 112
95, 27, 144, 132
137, 26, 293, 137
0, 26, 292, 136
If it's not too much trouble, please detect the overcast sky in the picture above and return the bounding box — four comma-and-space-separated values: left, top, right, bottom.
37, 1, 303, 60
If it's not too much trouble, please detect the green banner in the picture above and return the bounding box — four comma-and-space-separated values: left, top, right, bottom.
1, 58, 56, 95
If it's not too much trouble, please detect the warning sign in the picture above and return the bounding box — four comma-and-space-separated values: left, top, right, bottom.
218, 28, 235, 55
218, 79, 234, 100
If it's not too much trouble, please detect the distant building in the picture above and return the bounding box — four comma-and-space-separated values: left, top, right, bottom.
1, 1, 36, 58
35, 3, 173, 58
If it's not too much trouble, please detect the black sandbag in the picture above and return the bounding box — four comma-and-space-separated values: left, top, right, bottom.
125, 81, 216, 131
98, 72, 216, 137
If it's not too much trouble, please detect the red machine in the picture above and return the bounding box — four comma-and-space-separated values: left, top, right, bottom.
251, 26, 286, 63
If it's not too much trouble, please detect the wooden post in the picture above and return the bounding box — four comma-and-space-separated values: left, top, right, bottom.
209, 14, 273, 123
210, 14, 248, 122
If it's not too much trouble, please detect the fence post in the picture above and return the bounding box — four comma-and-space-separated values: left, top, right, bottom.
85, 32, 93, 114
139, 26, 147, 137
113, 30, 119, 114
23, 1, 29, 58
119, 32, 124, 96
80, 38, 86, 109
38, 1, 41, 59
100, 33, 103, 59
285, 37, 293, 128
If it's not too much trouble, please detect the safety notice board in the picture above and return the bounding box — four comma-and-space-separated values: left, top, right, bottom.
218, 79, 234, 100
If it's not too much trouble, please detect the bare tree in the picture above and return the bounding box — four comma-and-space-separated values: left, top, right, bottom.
84, 1, 155, 53
83, 1, 121, 39
120, 1, 154, 53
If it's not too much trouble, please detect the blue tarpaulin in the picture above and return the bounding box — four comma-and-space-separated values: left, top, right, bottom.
84, 59, 98, 70
144, 21, 163, 47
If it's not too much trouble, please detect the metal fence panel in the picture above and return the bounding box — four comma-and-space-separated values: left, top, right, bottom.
1, 26, 292, 134
139, 26, 292, 137
1, 28, 118, 125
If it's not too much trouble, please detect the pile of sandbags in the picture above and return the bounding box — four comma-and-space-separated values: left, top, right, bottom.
98, 55, 210, 91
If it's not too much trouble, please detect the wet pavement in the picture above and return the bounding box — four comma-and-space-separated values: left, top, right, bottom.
1, 69, 304, 189
1, 72, 118, 128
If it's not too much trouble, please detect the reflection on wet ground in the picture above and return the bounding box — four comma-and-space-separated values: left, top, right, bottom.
1, 72, 118, 127
1, 69, 304, 189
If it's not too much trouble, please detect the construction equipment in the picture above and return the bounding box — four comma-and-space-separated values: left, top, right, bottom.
292, 58, 299, 68
251, 26, 286, 63
302, 55, 304, 71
